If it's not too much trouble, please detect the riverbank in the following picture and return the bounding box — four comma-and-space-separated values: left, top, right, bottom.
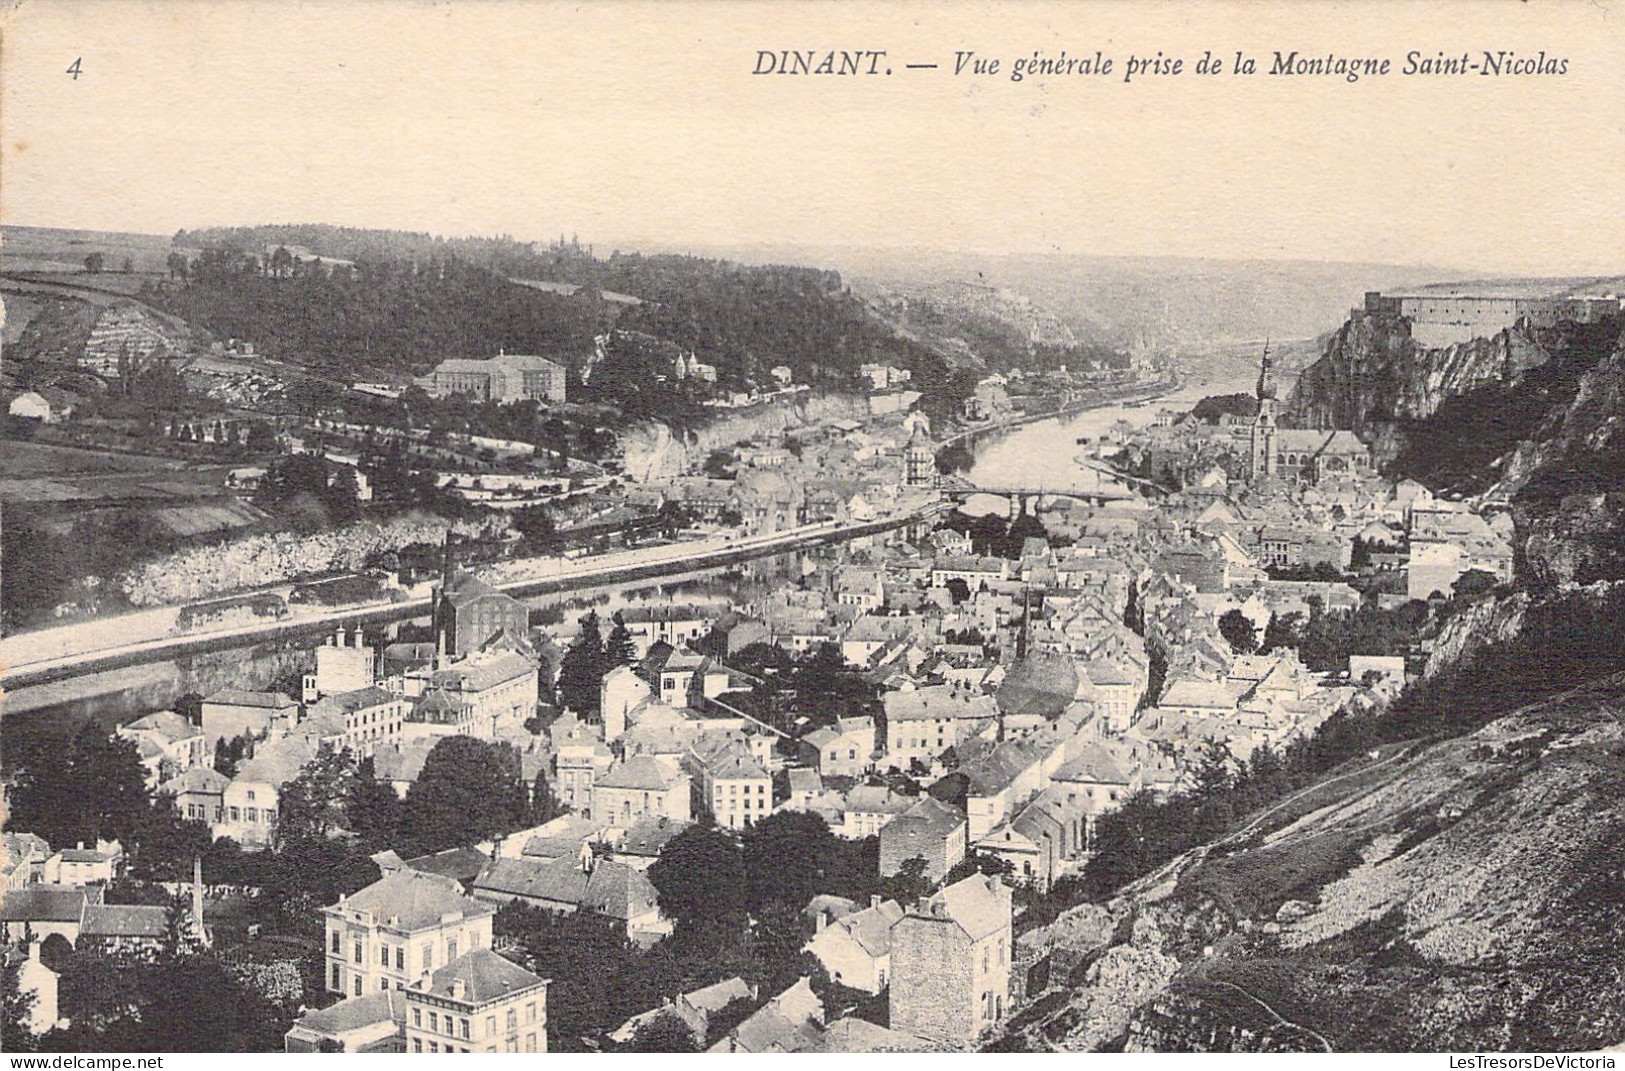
0, 502, 935, 691
935, 373, 1180, 463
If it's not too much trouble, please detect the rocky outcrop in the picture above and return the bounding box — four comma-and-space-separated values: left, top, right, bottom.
1496, 338, 1625, 587
117, 512, 507, 606
1287, 310, 1548, 436
620, 391, 871, 480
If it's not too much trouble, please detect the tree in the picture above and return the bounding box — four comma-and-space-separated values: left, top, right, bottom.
403, 738, 528, 854
83, 252, 105, 273
1260, 610, 1304, 653
880, 856, 933, 906
346, 756, 403, 849
556, 611, 608, 718
274, 744, 357, 850
10, 726, 155, 850
529, 768, 560, 825
945, 851, 1016, 886
649, 823, 746, 929
625, 1012, 698, 1053
513, 505, 556, 546
128, 796, 212, 882
945, 577, 971, 605
605, 613, 637, 667
1, 959, 37, 1054
741, 811, 836, 911
1218, 608, 1259, 654
1452, 568, 1498, 601
269, 245, 295, 279
166, 251, 189, 280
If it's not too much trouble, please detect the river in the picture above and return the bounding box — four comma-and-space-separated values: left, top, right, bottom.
959, 373, 1253, 513
2, 373, 1246, 761
0, 553, 803, 765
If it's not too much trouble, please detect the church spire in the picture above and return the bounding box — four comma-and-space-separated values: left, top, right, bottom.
1255, 338, 1276, 401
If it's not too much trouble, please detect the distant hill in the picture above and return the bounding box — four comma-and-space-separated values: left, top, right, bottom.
118, 225, 953, 403
621, 241, 1474, 355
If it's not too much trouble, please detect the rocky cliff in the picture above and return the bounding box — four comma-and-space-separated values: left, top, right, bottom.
1290, 307, 1625, 587
1001, 672, 1625, 1052
1286, 308, 1551, 436
619, 390, 871, 481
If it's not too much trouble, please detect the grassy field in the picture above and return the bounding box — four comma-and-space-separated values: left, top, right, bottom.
0, 440, 185, 479
2, 224, 185, 274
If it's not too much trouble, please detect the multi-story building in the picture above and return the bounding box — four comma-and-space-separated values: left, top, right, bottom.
883, 686, 999, 770
549, 714, 614, 817
879, 795, 967, 883
889, 874, 1013, 1046
409, 652, 539, 740
304, 685, 408, 758
323, 870, 495, 1000
199, 688, 300, 747
116, 711, 207, 787
433, 574, 530, 661
404, 949, 549, 1054
428, 353, 567, 404
591, 756, 693, 828
216, 734, 320, 849
803, 896, 904, 994
804, 716, 877, 778
684, 741, 772, 830
600, 665, 654, 743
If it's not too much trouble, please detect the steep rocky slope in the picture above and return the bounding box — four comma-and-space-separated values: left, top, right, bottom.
1286, 307, 1553, 436
1290, 308, 1625, 587
1002, 673, 1625, 1052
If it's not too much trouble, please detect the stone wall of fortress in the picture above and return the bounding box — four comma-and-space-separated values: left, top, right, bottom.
1363, 291, 1621, 349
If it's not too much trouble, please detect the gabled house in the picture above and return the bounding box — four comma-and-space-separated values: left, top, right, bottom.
804, 895, 905, 994
889, 874, 1013, 1045
322, 869, 495, 999
404, 948, 549, 1054
803, 716, 876, 778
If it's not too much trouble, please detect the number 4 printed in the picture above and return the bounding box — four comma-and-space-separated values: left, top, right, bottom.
66, 57, 83, 80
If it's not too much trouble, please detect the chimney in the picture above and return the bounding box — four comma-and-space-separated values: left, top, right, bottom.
870, 894, 883, 910
815, 911, 827, 933
192, 855, 205, 941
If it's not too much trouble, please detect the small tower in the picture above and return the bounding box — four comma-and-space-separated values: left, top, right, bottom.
1249, 342, 1279, 484
904, 421, 935, 488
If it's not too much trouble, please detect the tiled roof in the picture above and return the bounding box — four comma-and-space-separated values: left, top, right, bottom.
292, 989, 405, 1036
913, 873, 1009, 941
614, 816, 693, 858
202, 689, 297, 709
1054, 742, 1134, 786
0, 886, 86, 923
826, 899, 904, 958
122, 710, 202, 742
335, 869, 492, 931
413, 948, 545, 1006
233, 734, 320, 787
162, 766, 230, 795
884, 686, 997, 723
597, 755, 684, 792
81, 903, 168, 938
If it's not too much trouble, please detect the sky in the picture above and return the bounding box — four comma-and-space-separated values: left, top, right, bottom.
2, 0, 1621, 275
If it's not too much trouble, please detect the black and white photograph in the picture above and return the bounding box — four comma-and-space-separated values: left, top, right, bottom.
1, 0, 1622, 1057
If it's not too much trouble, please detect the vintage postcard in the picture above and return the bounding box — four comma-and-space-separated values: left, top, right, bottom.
1, 0, 1622, 1058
